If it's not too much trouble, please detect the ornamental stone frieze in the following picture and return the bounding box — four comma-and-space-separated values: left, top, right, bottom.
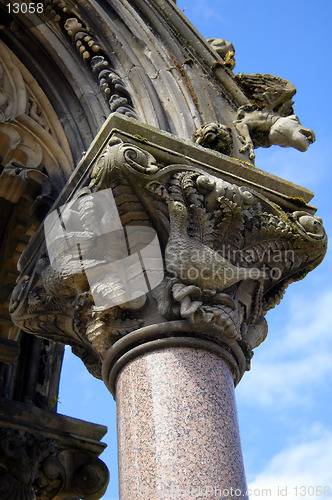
10, 113, 327, 389
0, 39, 74, 344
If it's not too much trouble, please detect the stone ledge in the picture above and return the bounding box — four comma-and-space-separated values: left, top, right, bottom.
17, 112, 317, 278
76, 113, 315, 205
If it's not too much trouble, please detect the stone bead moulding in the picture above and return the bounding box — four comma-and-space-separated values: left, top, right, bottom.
10, 113, 327, 392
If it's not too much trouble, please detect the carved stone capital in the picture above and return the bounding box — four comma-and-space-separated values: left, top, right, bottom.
10, 114, 327, 388
0, 400, 109, 500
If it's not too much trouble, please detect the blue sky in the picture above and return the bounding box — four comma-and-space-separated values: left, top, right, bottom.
59, 1, 332, 498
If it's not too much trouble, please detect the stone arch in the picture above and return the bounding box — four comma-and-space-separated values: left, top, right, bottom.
0, 38, 77, 410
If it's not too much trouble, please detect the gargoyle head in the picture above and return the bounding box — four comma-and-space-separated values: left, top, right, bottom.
269, 114, 315, 152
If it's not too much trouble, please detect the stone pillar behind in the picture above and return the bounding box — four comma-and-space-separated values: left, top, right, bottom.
116, 345, 247, 499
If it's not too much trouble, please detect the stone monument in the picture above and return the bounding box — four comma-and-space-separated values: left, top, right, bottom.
0, 0, 327, 498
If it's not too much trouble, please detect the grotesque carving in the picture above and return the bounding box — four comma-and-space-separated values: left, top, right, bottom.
268, 114, 315, 151
233, 73, 315, 161
234, 107, 315, 161
194, 122, 233, 156
10, 133, 327, 380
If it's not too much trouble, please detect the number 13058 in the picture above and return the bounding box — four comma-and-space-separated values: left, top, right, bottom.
6, 2, 44, 14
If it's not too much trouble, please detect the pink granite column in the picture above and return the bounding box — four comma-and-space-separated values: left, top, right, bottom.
106, 327, 248, 500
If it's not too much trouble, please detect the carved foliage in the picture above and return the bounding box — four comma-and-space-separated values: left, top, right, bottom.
10, 141, 161, 377
0, 429, 61, 499
10, 140, 327, 376
0, 40, 74, 345
147, 169, 327, 350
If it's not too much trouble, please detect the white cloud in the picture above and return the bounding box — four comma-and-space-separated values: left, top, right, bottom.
237, 288, 332, 408
238, 354, 332, 408
178, 0, 225, 26
248, 428, 332, 500
271, 288, 332, 356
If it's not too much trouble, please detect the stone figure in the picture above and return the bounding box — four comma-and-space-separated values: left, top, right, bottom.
194, 122, 233, 156
165, 200, 265, 290
234, 107, 315, 161
233, 73, 315, 161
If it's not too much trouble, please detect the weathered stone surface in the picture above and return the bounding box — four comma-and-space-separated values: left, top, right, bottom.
0, 0, 327, 496
233, 73, 315, 161
0, 400, 109, 499
9, 114, 327, 385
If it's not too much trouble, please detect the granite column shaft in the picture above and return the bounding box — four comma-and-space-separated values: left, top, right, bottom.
114, 344, 248, 499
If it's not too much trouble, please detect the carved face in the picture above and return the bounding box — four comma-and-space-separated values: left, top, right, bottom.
269, 115, 315, 151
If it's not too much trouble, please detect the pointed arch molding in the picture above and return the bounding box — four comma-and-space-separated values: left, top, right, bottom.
0, 40, 74, 197
2, 0, 249, 141
0, 40, 75, 342
46, 0, 246, 136
41, 0, 202, 135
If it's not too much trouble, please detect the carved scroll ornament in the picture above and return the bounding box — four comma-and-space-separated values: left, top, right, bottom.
10, 136, 327, 384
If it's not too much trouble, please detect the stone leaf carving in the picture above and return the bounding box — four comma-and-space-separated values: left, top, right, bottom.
147, 169, 326, 352
194, 122, 233, 156
0, 40, 74, 344
10, 139, 327, 377
0, 428, 60, 499
233, 73, 315, 161
0, 53, 26, 122
1, 161, 53, 217
10, 141, 163, 377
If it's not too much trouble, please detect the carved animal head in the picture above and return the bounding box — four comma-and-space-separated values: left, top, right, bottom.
268, 115, 315, 151
168, 200, 188, 219
207, 38, 236, 69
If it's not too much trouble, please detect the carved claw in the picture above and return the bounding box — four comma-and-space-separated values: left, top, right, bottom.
152, 277, 178, 317
239, 143, 255, 162
172, 283, 201, 301
171, 283, 203, 322
213, 293, 238, 310
179, 295, 203, 322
